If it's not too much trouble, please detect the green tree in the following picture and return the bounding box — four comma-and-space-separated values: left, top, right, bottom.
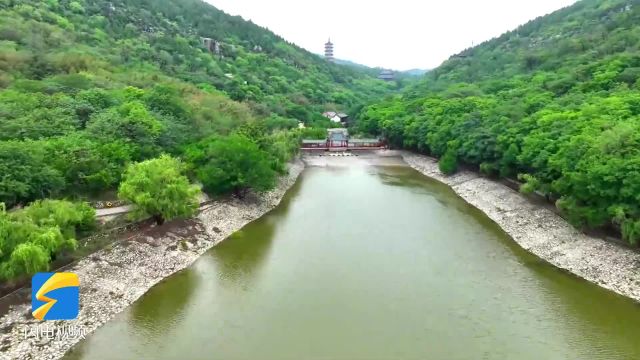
0, 140, 65, 207
0, 200, 91, 281
185, 134, 276, 197
87, 101, 164, 159
1, 243, 50, 281
18, 199, 96, 238
439, 148, 459, 175
45, 134, 132, 194
118, 155, 200, 225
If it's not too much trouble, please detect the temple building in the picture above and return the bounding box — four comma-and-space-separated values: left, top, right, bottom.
324, 38, 334, 62
300, 129, 384, 150
378, 69, 395, 81
327, 128, 348, 147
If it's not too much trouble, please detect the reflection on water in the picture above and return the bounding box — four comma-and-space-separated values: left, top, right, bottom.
129, 270, 197, 332
65, 164, 640, 360
374, 166, 478, 215
212, 220, 276, 287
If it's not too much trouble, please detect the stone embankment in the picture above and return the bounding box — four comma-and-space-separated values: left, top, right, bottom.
401, 152, 640, 303
0, 159, 304, 360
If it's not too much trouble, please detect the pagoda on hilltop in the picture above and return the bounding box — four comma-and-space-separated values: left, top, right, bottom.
324, 38, 334, 62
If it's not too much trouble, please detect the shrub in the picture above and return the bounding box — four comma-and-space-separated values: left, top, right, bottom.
438, 148, 458, 175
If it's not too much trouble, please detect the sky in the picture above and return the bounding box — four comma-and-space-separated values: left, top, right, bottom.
205, 0, 577, 71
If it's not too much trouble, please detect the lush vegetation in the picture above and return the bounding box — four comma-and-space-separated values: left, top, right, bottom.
0, 0, 394, 208
0, 200, 95, 281
186, 134, 276, 197
0, 0, 397, 282
118, 155, 200, 225
356, 0, 640, 244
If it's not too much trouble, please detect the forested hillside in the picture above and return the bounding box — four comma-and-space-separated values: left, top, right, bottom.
0, 0, 393, 281
0, 0, 397, 206
356, 0, 640, 244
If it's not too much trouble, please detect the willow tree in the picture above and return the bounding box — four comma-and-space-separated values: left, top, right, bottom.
118, 155, 200, 225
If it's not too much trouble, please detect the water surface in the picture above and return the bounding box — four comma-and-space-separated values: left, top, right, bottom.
66, 163, 640, 360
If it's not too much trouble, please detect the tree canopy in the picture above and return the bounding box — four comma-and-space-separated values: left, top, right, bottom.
118, 155, 200, 225
185, 134, 277, 197
0, 0, 400, 209
0, 200, 95, 281
0, 0, 400, 281
356, 0, 640, 245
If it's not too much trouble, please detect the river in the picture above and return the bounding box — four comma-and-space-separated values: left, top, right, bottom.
65, 160, 640, 360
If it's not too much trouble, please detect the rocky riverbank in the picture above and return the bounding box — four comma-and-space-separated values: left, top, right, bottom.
401, 152, 640, 303
0, 159, 304, 360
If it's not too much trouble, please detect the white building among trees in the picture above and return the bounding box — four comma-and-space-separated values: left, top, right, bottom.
322, 111, 349, 124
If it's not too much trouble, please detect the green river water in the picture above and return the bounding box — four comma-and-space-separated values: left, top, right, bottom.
65, 163, 640, 360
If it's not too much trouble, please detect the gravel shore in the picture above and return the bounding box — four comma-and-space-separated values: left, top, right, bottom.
3, 151, 639, 359
0, 159, 304, 360
401, 151, 640, 303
